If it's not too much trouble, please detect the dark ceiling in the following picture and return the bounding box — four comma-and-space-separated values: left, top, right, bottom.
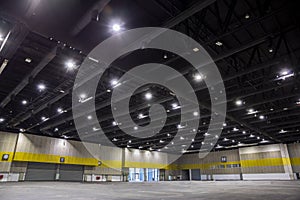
0, 0, 300, 153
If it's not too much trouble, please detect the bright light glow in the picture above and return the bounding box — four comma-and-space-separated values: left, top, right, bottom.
180, 136, 184, 140
279, 129, 287, 133
235, 100, 243, 106
242, 131, 246, 134
223, 122, 227, 127
54, 128, 59, 132
57, 108, 63, 113
277, 70, 294, 80
172, 103, 180, 110
245, 14, 250, 19
268, 48, 273, 53
110, 79, 118, 86
145, 92, 152, 100
0, 118, 4, 122
19, 128, 25, 132
133, 126, 138, 130
159, 140, 164, 143
193, 111, 199, 116
247, 108, 258, 115
112, 24, 121, 32
112, 121, 117, 126
37, 83, 46, 91
215, 41, 223, 46
163, 54, 168, 59
250, 134, 255, 138
65, 60, 76, 70
257, 136, 260, 139
25, 58, 32, 63
177, 124, 184, 129
22, 100, 28, 105
107, 89, 111, 93
138, 113, 146, 119
193, 47, 199, 52
233, 127, 239, 131
87, 115, 92, 120
194, 73, 203, 81
41, 116, 46, 121
223, 138, 229, 141
259, 115, 265, 120
232, 140, 235, 142
79, 93, 87, 99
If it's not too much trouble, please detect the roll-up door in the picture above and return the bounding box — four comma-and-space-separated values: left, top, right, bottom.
59, 164, 83, 182
181, 170, 190, 180
25, 162, 57, 181
191, 169, 201, 180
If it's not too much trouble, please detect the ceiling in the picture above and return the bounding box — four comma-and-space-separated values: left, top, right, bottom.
0, 0, 300, 153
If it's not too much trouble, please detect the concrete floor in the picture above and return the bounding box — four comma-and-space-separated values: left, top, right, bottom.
1, 181, 299, 200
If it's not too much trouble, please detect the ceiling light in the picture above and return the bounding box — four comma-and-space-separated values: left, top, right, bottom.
245, 14, 250, 19
215, 41, 223, 46
250, 134, 255, 138
37, 83, 46, 91
232, 140, 235, 143
112, 24, 121, 32
259, 115, 265, 120
177, 124, 184, 129
279, 129, 287, 133
0, 118, 4, 122
145, 92, 152, 100
110, 79, 118, 86
79, 93, 87, 100
112, 121, 117, 126
25, 58, 32, 63
223, 138, 229, 141
180, 136, 184, 140
65, 60, 76, 70
257, 136, 260, 139
268, 48, 273, 53
133, 126, 138, 130
277, 70, 294, 80
233, 127, 239, 131
22, 100, 28, 105
87, 115, 92, 120
107, 89, 111, 93
41, 116, 46, 121
223, 122, 227, 127
19, 128, 25, 132
163, 54, 168, 59
159, 140, 164, 143
235, 99, 243, 106
270, 108, 274, 111
194, 73, 203, 81
54, 128, 58, 132
242, 131, 246, 134
57, 108, 63, 113
193, 111, 199, 116
112, 138, 118, 142
193, 47, 199, 52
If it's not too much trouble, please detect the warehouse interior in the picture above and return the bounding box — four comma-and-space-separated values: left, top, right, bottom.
0, 0, 300, 199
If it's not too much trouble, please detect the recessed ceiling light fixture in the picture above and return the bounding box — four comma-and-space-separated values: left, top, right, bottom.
194, 73, 203, 81
145, 92, 152, 100
0, 118, 4, 122
25, 58, 32, 63
193, 47, 199, 52
22, 100, 28, 105
65, 60, 76, 70
37, 83, 46, 91
215, 41, 223, 46
259, 115, 265, 120
112, 24, 121, 32
235, 99, 243, 106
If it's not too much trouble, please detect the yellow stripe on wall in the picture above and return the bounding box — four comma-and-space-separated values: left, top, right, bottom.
291, 157, 300, 166
13, 152, 99, 166
179, 161, 240, 170
241, 158, 286, 168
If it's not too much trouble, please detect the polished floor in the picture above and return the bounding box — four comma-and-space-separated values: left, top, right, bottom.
1, 181, 299, 200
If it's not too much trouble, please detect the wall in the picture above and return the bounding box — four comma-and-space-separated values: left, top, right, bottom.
124, 148, 169, 169
14, 133, 99, 166
288, 143, 300, 173
0, 132, 18, 172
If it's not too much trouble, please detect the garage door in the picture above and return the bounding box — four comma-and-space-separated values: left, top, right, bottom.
25, 162, 57, 181
191, 169, 201, 180
59, 164, 83, 182
181, 170, 190, 180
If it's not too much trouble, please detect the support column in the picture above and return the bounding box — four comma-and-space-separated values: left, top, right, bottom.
279, 144, 294, 180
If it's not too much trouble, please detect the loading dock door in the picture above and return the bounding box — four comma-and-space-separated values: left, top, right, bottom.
25, 162, 57, 181
59, 164, 83, 182
191, 169, 201, 180
181, 170, 190, 180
